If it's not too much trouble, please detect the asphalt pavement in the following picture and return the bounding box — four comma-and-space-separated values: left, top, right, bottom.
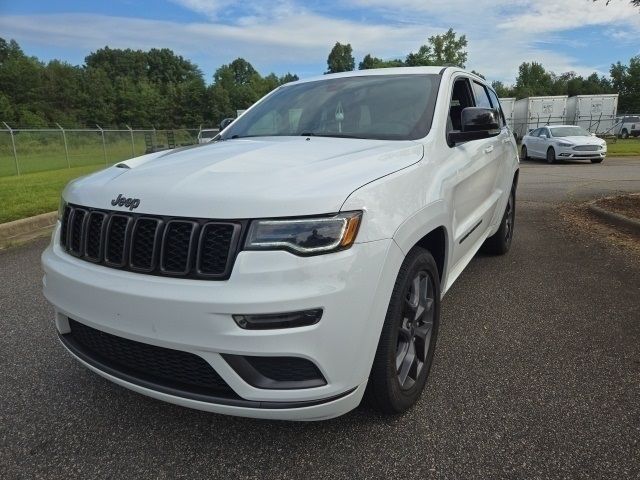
1, 157, 639, 479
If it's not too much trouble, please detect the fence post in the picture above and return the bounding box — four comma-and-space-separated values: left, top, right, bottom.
126, 124, 135, 158
96, 124, 107, 165
56, 123, 71, 169
3, 121, 20, 176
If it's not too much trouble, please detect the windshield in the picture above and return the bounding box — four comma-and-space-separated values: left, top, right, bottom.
550, 126, 591, 137
220, 74, 441, 141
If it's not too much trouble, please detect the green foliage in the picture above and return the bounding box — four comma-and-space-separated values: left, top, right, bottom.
611, 56, 640, 113
0, 38, 297, 128
358, 54, 404, 70
405, 29, 468, 68
326, 42, 355, 73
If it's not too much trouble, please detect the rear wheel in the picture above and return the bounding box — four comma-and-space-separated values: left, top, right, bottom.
521, 145, 529, 160
366, 247, 440, 414
546, 147, 556, 164
482, 187, 515, 255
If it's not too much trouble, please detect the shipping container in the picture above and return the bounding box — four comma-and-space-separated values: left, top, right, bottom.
566, 94, 618, 134
498, 97, 515, 131
512, 95, 568, 140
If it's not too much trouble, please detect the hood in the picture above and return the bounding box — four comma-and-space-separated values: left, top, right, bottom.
64, 136, 423, 218
555, 136, 605, 145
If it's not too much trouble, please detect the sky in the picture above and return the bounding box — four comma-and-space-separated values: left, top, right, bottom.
1, 0, 639, 84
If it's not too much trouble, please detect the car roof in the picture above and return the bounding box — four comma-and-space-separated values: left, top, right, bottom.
287, 66, 461, 86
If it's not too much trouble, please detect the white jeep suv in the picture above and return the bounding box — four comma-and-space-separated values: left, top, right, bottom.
42, 67, 519, 421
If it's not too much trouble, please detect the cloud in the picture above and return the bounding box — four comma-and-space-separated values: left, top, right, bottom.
1, 0, 639, 83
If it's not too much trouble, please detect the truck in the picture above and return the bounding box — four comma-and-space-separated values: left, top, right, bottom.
565, 94, 618, 134
512, 95, 568, 140
498, 97, 516, 132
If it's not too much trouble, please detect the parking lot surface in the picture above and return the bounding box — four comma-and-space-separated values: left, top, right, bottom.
1, 158, 639, 479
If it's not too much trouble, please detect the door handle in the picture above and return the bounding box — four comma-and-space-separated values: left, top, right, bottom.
483, 145, 494, 154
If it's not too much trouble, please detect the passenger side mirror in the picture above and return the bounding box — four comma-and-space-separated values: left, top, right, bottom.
448, 107, 501, 145
540, 133, 548, 139
219, 118, 235, 130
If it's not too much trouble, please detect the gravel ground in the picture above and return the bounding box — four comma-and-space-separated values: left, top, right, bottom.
1, 159, 639, 479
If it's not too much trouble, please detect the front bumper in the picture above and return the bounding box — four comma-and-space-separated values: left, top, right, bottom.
555, 145, 606, 160
42, 223, 401, 420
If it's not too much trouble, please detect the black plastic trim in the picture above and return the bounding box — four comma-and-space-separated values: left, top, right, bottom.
195, 222, 242, 278
129, 217, 163, 273
222, 354, 327, 390
104, 214, 133, 267
58, 332, 354, 409
459, 219, 482, 244
83, 211, 107, 263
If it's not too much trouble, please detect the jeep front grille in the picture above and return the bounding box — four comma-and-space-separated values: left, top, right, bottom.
60, 205, 243, 280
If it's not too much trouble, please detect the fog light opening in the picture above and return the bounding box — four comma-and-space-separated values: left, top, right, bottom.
233, 309, 323, 330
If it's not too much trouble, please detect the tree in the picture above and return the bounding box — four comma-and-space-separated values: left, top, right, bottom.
326, 42, 355, 73
512, 62, 554, 98
491, 81, 513, 97
405, 28, 468, 68
611, 55, 640, 113
358, 54, 404, 70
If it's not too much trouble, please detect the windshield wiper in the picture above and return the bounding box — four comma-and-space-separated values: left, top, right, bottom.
299, 132, 365, 139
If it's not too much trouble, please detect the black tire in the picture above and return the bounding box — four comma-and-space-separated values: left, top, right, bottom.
521, 145, 529, 160
621, 129, 629, 139
591, 158, 604, 164
366, 247, 440, 414
546, 147, 555, 164
481, 187, 515, 255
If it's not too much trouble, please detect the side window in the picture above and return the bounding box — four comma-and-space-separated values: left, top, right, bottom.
472, 81, 492, 109
530, 128, 541, 137
487, 89, 506, 128
448, 77, 474, 134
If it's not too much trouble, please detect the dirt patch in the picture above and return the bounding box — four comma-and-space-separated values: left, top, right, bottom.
560, 202, 640, 259
594, 193, 640, 221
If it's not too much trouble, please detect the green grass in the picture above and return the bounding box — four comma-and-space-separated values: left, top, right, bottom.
0, 165, 104, 224
606, 139, 640, 156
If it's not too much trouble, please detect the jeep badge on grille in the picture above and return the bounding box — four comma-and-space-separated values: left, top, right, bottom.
111, 194, 140, 211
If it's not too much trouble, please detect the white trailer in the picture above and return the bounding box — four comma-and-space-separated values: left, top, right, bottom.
512, 95, 568, 140
498, 97, 515, 131
566, 94, 618, 134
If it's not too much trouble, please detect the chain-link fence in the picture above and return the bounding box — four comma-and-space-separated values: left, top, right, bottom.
0, 124, 208, 177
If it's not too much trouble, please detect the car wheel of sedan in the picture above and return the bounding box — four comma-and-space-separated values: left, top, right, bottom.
546, 147, 556, 164
366, 247, 440, 414
591, 158, 604, 164
521, 145, 529, 160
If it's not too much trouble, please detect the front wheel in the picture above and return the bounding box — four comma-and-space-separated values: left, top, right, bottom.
482, 187, 515, 255
546, 147, 556, 164
621, 129, 629, 139
521, 145, 529, 160
591, 158, 604, 164
366, 247, 440, 414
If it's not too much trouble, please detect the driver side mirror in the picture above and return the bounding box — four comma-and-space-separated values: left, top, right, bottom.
448, 107, 501, 145
219, 118, 235, 131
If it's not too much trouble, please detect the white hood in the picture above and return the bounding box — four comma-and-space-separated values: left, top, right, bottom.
556, 136, 605, 145
64, 136, 423, 218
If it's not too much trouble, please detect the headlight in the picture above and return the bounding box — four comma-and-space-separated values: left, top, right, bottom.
245, 211, 362, 255
557, 142, 573, 147
58, 197, 67, 220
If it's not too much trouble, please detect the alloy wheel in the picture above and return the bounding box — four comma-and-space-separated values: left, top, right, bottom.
396, 272, 435, 390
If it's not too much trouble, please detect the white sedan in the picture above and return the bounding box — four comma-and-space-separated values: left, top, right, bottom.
521, 125, 607, 164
